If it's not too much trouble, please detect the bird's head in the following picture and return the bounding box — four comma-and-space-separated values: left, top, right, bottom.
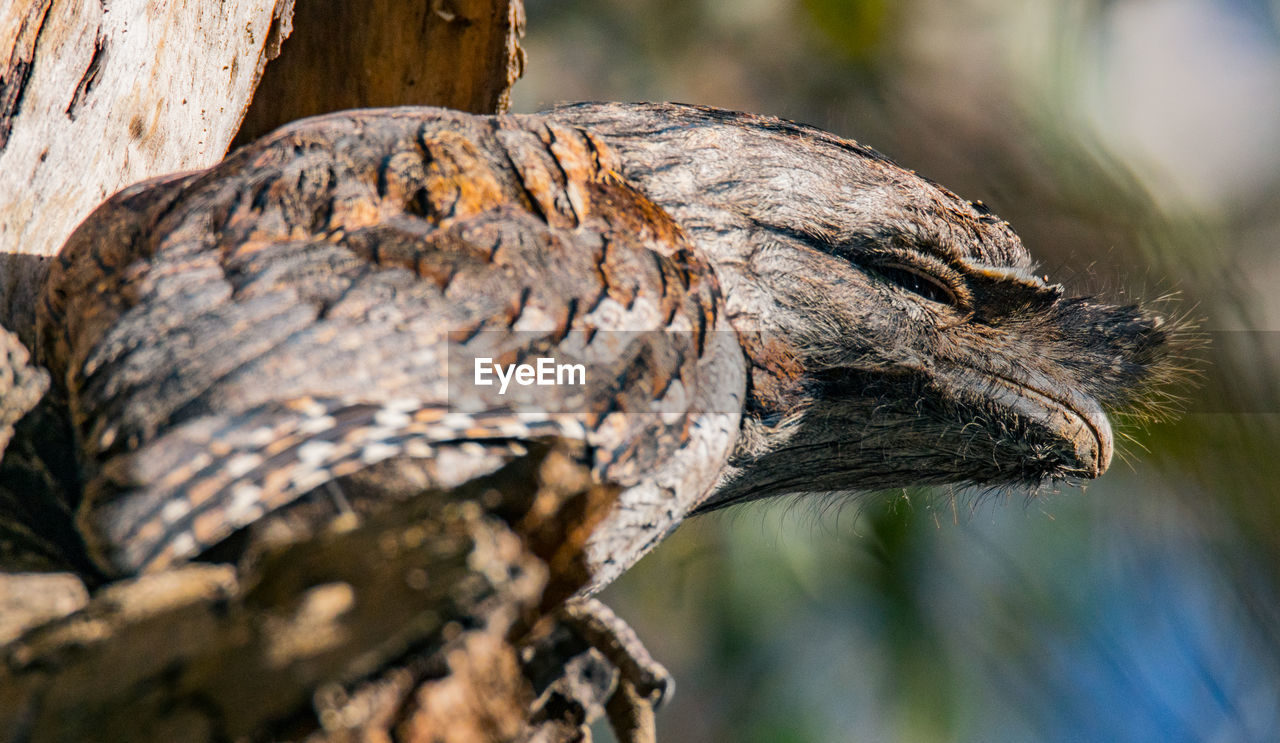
549, 102, 1190, 508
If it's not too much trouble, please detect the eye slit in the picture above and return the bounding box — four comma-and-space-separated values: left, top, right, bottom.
875, 262, 959, 307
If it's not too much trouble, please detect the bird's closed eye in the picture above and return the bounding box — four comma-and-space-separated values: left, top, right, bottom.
874, 262, 961, 308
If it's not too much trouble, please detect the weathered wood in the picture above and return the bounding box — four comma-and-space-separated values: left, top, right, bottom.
0, 0, 298, 345
234, 0, 527, 146
0, 323, 44, 455
0, 0, 526, 348
0, 572, 86, 645
0, 444, 621, 743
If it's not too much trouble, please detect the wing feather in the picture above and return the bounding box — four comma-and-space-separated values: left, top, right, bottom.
39, 108, 742, 576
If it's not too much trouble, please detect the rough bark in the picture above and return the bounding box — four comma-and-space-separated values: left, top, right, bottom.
0, 443, 624, 743
0, 324, 45, 456
0, 0, 297, 346
0, 0, 526, 348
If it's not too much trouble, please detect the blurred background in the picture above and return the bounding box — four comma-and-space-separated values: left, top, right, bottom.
511, 1, 1280, 741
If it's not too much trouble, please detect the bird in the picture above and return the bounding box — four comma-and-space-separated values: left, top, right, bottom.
35, 102, 1182, 594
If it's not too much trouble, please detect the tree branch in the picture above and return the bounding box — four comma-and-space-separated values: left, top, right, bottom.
1, 444, 622, 743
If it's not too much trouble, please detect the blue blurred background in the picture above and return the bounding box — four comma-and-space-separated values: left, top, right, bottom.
511, 1, 1280, 740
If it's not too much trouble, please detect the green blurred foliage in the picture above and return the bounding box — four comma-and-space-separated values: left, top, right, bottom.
800, 0, 894, 64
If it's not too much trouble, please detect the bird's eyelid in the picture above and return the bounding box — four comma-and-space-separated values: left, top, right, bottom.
966, 263, 1054, 288
978, 265, 1064, 297
863, 247, 974, 310
965, 264, 1066, 316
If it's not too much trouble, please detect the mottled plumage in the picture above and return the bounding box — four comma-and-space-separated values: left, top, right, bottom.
36, 103, 1177, 591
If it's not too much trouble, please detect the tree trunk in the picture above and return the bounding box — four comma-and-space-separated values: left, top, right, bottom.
0, 0, 525, 348
234, 0, 526, 146
0, 0, 296, 346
